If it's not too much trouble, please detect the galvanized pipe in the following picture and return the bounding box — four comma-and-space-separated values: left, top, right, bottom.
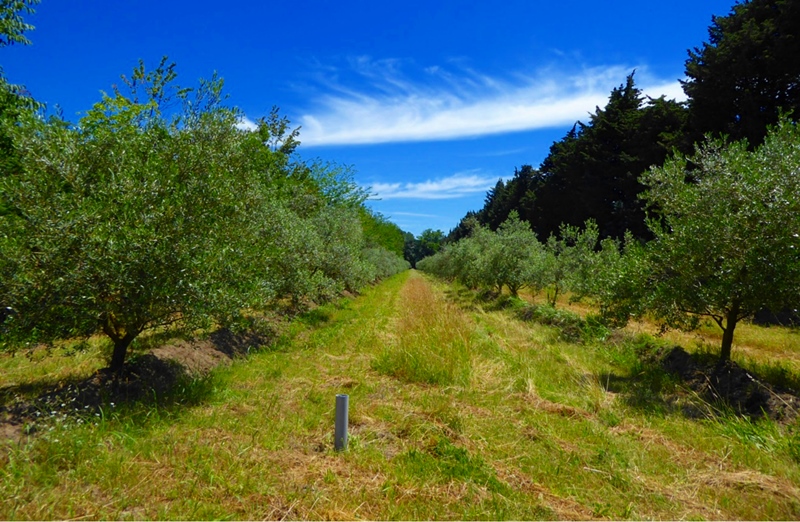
334, 394, 349, 451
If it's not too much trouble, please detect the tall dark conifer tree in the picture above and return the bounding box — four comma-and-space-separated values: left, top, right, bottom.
532, 74, 689, 241
683, 0, 800, 147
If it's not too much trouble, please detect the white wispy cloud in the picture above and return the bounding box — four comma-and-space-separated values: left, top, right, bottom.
236, 116, 258, 131
370, 171, 499, 200
297, 59, 686, 146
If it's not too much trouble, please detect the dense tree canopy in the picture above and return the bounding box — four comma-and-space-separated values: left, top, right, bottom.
533, 74, 691, 241
359, 208, 405, 257
449, 74, 689, 243
683, 0, 800, 146
404, 228, 445, 268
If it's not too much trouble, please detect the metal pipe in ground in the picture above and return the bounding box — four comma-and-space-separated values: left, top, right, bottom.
334, 394, 349, 451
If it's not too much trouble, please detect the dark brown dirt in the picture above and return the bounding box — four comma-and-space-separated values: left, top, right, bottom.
661, 346, 800, 423
0, 328, 270, 444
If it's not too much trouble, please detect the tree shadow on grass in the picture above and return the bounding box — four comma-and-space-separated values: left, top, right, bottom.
1, 354, 217, 437
0, 325, 276, 439
296, 308, 332, 328
600, 346, 800, 424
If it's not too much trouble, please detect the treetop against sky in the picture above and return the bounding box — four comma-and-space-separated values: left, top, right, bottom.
3, 0, 735, 235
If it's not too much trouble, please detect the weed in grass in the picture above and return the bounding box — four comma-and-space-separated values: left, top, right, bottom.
396, 437, 508, 494
785, 420, 800, 463
711, 411, 781, 452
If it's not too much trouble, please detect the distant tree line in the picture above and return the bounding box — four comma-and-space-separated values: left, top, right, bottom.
402, 229, 445, 268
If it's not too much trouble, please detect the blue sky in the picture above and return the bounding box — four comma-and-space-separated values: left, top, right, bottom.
3, 0, 736, 236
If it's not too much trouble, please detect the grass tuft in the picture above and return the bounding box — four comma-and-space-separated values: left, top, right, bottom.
396, 437, 509, 494
373, 275, 472, 386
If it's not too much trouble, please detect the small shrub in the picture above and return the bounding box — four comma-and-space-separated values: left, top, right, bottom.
517, 304, 610, 343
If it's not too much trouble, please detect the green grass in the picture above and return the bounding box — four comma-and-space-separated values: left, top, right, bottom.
1, 270, 800, 519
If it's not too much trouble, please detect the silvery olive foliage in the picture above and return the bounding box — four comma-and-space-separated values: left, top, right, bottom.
418, 212, 608, 304
629, 120, 800, 361
0, 60, 406, 371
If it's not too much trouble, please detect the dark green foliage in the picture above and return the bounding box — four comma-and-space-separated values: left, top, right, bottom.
449, 74, 689, 243
404, 228, 445, 268
683, 0, 800, 146
480, 178, 510, 230
446, 210, 479, 243
447, 166, 541, 242
359, 207, 405, 257
533, 74, 690, 241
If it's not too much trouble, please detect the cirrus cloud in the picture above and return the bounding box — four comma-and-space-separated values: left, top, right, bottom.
370, 170, 500, 200
296, 58, 686, 147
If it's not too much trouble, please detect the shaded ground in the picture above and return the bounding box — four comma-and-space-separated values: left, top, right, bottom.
660, 346, 800, 423
0, 328, 268, 443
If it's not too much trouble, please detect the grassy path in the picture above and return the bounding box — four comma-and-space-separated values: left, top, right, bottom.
2, 270, 800, 519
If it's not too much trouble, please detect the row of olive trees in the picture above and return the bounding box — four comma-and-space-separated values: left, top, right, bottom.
417, 211, 618, 306
420, 121, 800, 363
0, 60, 408, 372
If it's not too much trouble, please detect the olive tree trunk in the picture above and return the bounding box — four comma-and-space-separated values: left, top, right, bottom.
719, 299, 741, 363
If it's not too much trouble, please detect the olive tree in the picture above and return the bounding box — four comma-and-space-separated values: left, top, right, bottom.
0, 62, 298, 372
488, 212, 544, 297
636, 120, 800, 362
538, 220, 606, 307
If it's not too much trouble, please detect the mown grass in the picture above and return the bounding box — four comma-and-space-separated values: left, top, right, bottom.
1, 270, 799, 519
